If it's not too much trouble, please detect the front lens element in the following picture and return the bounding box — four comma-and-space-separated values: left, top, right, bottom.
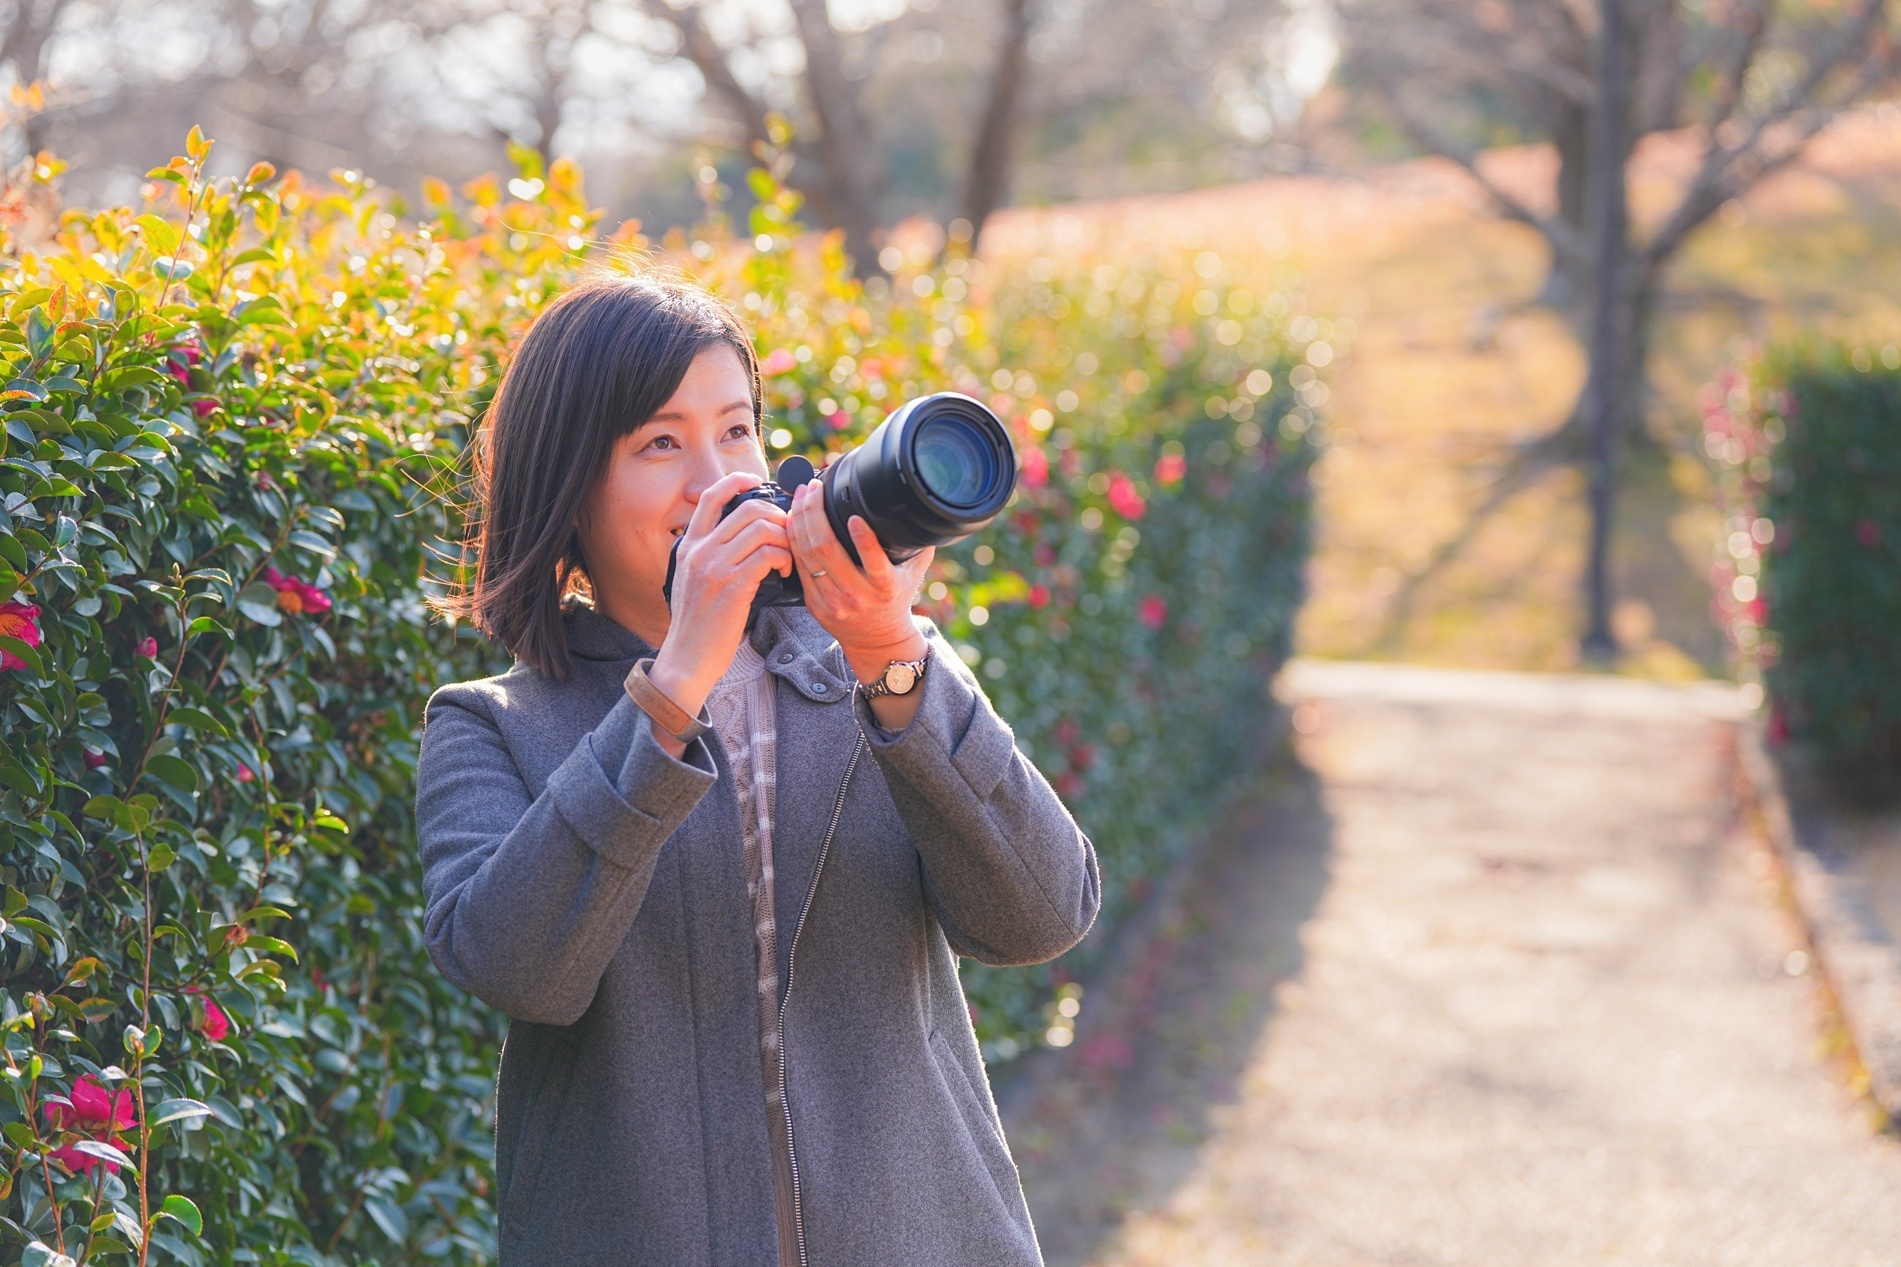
913, 415, 999, 508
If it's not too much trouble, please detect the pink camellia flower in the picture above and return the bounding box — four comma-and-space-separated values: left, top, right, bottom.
45, 1076, 137, 1176
262, 567, 332, 616
1019, 444, 1048, 489
136, 636, 158, 658
1138, 594, 1168, 630
0, 600, 41, 671
167, 340, 217, 418
1107, 474, 1146, 520
83, 749, 108, 770
1154, 452, 1187, 486
1027, 583, 1051, 610
188, 987, 232, 1042
236, 762, 255, 783
758, 347, 796, 376
827, 409, 851, 432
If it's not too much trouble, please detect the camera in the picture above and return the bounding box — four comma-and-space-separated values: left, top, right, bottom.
663, 391, 1018, 617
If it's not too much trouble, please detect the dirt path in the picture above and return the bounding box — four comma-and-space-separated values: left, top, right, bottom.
1005, 662, 1901, 1267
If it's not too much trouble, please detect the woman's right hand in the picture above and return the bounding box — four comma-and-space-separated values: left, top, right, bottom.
645, 471, 790, 748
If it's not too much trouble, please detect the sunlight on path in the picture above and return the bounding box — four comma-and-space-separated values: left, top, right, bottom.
1035, 664, 1901, 1267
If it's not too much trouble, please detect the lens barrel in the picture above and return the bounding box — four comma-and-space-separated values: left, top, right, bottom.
820, 392, 1017, 564
662, 393, 1017, 619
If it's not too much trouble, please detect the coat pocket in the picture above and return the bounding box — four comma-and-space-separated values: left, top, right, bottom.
928, 1028, 1030, 1228
497, 1033, 579, 1236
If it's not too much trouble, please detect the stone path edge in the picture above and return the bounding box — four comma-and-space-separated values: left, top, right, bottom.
1737, 719, 1901, 1126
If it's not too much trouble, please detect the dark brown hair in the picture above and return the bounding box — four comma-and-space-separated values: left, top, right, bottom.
447, 272, 760, 679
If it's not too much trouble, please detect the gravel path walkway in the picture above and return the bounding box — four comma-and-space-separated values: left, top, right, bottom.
1007, 662, 1901, 1267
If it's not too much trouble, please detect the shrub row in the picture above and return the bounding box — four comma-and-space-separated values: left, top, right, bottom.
0, 136, 1319, 1262
1701, 342, 1901, 803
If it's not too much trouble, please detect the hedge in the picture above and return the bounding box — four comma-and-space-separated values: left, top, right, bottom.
0, 133, 1320, 1263
1701, 342, 1901, 803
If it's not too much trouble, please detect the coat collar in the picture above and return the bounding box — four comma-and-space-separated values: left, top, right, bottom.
561, 603, 851, 706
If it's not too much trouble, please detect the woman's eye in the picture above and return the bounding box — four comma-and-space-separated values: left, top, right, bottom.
725, 424, 753, 441
644, 434, 678, 452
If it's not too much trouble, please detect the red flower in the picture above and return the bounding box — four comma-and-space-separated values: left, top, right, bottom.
236, 763, 255, 783
1856, 519, 1879, 548
188, 987, 232, 1042
827, 409, 851, 431
1138, 595, 1168, 630
1028, 584, 1051, 610
46, 1074, 138, 1172
83, 749, 108, 769
1019, 445, 1049, 489
1053, 718, 1080, 746
1069, 744, 1097, 772
1054, 772, 1083, 800
0, 600, 41, 670
1154, 453, 1186, 486
263, 567, 331, 615
136, 636, 158, 658
758, 347, 796, 377
1107, 474, 1145, 520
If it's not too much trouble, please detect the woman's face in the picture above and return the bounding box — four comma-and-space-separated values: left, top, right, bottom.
577, 345, 766, 635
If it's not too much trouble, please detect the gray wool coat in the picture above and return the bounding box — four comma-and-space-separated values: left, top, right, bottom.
414, 603, 1100, 1266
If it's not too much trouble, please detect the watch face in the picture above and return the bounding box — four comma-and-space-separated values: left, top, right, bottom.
885, 662, 919, 695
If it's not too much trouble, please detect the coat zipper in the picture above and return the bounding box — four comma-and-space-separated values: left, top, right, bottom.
776, 737, 863, 1267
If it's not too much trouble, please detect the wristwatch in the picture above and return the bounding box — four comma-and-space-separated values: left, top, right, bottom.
861, 649, 932, 700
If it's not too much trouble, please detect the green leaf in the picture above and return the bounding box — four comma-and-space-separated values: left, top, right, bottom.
165, 706, 229, 737
70, 1138, 136, 1173
144, 753, 198, 794
246, 935, 299, 962
147, 842, 176, 871
152, 1101, 214, 1131
0, 635, 42, 676
158, 1193, 202, 1235
82, 793, 124, 819
236, 583, 283, 627
22, 1242, 78, 1267
363, 1192, 409, 1242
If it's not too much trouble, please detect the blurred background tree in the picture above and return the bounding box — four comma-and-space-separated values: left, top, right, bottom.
10, 0, 1327, 261
1335, 0, 1894, 448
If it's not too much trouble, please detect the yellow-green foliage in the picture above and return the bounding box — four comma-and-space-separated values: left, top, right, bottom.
0, 133, 1317, 1262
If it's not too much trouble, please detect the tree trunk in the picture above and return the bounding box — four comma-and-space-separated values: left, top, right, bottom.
1541, 97, 1591, 312
1580, 0, 1629, 661
787, 0, 884, 278
960, 0, 1035, 253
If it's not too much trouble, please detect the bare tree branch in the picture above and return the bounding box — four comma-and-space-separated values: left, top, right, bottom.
1371, 78, 1588, 265
1644, 0, 1893, 270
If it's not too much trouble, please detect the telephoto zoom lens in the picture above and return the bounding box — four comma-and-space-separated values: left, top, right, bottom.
662, 392, 1017, 619
820, 392, 1017, 564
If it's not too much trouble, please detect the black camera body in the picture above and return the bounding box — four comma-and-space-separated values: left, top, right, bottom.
663, 391, 1017, 619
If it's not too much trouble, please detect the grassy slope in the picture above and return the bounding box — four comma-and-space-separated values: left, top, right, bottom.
983, 104, 1901, 674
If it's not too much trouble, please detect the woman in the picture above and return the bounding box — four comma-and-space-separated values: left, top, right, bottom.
415, 272, 1100, 1266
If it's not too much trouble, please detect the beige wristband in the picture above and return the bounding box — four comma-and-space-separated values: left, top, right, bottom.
624, 659, 709, 744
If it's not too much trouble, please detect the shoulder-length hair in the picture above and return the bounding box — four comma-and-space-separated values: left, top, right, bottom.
444, 272, 761, 679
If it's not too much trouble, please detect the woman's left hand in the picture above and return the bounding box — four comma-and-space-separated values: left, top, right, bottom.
788, 481, 932, 718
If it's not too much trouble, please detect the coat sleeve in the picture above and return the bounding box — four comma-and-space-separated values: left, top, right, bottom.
414, 681, 718, 1024
853, 625, 1101, 966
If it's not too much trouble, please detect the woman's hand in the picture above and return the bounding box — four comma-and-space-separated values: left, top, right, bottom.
788, 479, 933, 730
647, 471, 791, 746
